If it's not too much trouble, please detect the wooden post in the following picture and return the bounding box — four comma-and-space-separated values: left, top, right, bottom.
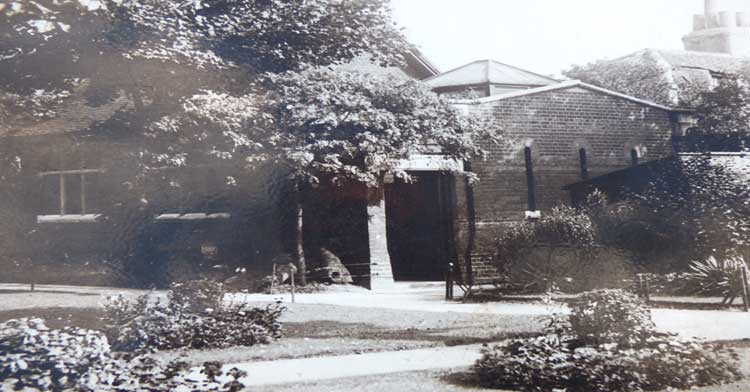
294, 183, 307, 286
290, 268, 296, 303
446, 263, 454, 300
740, 265, 750, 313
80, 173, 86, 214
270, 264, 276, 295
59, 175, 66, 215
450, 264, 455, 299
638, 274, 651, 302
636, 274, 645, 299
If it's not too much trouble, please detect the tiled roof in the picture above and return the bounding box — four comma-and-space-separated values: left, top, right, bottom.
423, 59, 558, 89
650, 49, 746, 74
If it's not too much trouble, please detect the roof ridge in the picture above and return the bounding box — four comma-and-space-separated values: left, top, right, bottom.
484, 59, 560, 82
422, 59, 487, 83
449, 80, 681, 112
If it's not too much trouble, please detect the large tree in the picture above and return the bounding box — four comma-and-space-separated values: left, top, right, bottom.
0, 0, 411, 128
1, 0, 500, 284
685, 79, 750, 152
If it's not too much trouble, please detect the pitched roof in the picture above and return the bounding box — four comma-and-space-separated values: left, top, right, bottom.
0, 91, 133, 138
406, 48, 440, 79
423, 59, 558, 89
594, 48, 748, 105
450, 80, 684, 112
643, 48, 745, 75
335, 48, 440, 81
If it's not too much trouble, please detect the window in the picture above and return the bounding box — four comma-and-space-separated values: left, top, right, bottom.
147, 166, 233, 222
578, 148, 589, 180
524, 147, 537, 211
630, 148, 639, 166
38, 169, 103, 223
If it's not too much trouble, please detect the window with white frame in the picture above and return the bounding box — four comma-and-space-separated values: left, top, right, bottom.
37, 169, 104, 223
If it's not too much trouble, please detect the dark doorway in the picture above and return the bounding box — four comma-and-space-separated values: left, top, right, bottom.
385, 172, 455, 281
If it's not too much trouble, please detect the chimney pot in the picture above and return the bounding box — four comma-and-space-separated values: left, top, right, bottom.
705, 0, 721, 28
738, 12, 750, 28
694, 14, 707, 31
719, 11, 736, 28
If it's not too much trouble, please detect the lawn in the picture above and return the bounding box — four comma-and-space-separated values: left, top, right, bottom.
2, 288, 747, 392
0, 300, 545, 365
251, 347, 750, 392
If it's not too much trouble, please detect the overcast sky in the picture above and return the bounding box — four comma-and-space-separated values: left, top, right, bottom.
391, 0, 750, 77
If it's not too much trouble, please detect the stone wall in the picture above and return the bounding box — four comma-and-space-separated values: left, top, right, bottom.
452, 87, 676, 282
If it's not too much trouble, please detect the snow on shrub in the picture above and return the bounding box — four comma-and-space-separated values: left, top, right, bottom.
473, 289, 742, 391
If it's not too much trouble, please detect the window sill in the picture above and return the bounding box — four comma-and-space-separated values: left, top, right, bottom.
37, 214, 102, 224
525, 210, 542, 220
154, 213, 232, 222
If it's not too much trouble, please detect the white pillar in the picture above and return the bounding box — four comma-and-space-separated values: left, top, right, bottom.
366, 187, 395, 291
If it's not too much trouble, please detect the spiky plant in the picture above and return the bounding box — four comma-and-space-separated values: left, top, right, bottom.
685, 256, 746, 304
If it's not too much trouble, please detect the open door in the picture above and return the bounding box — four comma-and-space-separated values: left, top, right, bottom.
385, 172, 455, 281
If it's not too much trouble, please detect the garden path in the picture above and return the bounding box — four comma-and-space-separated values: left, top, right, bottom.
185, 343, 486, 387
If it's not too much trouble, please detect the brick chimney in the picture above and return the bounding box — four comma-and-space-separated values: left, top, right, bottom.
683, 0, 750, 56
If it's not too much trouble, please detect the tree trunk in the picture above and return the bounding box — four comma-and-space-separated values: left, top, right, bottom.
295, 183, 307, 286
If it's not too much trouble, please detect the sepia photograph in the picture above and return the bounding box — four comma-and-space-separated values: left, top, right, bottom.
1, 0, 749, 390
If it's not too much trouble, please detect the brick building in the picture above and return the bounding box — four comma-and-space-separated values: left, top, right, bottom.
0, 39, 700, 290
367, 72, 686, 287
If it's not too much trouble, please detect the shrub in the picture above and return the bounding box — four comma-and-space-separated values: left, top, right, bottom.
685, 256, 747, 303
495, 206, 602, 293
0, 318, 113, 391
473, 289, 742, 391
569, 289, 655, 346
106, 294, 284, 352
169, 279, 226, 313
0, 318, 248, 391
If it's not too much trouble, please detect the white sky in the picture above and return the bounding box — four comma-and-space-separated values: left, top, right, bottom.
391, 0, 750, 77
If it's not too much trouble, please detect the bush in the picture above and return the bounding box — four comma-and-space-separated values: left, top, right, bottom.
494, 206, 598, 292
169, 279, 226, 313
569, 290, 655, 346
0, 318, 248, 391
473, 289, 742, 391
104, 291, 284, 352
0, 318, 113, 391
